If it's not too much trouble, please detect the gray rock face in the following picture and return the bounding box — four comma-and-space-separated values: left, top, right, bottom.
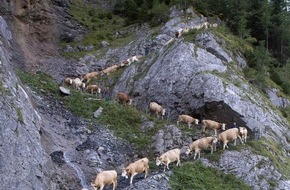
218, 149, 281, 190
0, 14, 133, 190
153, 125, 182, 154
0, 16, 54, 190
202, 148, 290, 190
267, 88, 290, 108
122, 172, 170, 190
195, 32, 233, 63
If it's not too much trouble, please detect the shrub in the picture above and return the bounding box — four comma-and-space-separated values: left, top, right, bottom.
149, 1, 169, 26
281, 83, 290, 95
270, 70, 283, 86
88, 9, 96, 17
106, 12, 113, 19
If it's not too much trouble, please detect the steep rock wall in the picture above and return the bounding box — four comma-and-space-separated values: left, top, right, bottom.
0, 16, 56, 190
0, 0, 86, 79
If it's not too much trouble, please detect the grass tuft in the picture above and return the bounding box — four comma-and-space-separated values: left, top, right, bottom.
16, 107, 24, 124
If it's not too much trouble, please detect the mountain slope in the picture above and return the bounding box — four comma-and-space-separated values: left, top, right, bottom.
0, 1, 290, 190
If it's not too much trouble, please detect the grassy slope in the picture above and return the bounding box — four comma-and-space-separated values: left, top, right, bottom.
170, 162, 251, 190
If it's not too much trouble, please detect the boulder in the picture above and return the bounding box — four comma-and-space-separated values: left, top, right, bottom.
59, 86, 70, 95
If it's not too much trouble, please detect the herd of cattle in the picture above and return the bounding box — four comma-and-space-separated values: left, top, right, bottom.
73, 98, 248, 190
62, 54, 143, 97
61, 23, 249, 189
85, 104, 248, 190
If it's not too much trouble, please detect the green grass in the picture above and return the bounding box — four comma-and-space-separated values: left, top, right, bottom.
204, 147, 224, 162
110, 32, 135, 48
98, 102, 169, 153
98, 102, 145, 147
170, 161, 251, 190
16, 70, 59, 96
63, 90, 100, 118
64, 94, 169, 153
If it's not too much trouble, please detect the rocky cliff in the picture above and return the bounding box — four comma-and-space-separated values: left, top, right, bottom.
0, 15, 55, 190
0, 1, 290, 190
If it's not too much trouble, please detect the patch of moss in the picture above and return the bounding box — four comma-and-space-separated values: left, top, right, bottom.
16, 107, 24, 124
213, 26, 255, 55
248, 138, 290, 179
0, 81, 7, 96
268, 179, 279, 188
204, 149, 223, 162
183, 28, 199, 42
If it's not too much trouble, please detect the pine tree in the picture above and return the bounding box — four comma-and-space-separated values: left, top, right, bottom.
269, 0, 290, 63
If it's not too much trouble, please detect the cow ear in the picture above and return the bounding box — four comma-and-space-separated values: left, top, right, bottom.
126, 168, 130, 173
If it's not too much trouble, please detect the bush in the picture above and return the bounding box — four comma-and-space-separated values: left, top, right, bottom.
149, 1, 169, 26
88, 9, 96, 17
91, 18, 98, 23
270, 70, 283, 86
98, 12, 107, 19
106, 12, 113, 19
0, 81, 7, 95
281, 83, 290, 95
269, 61, 290, 96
